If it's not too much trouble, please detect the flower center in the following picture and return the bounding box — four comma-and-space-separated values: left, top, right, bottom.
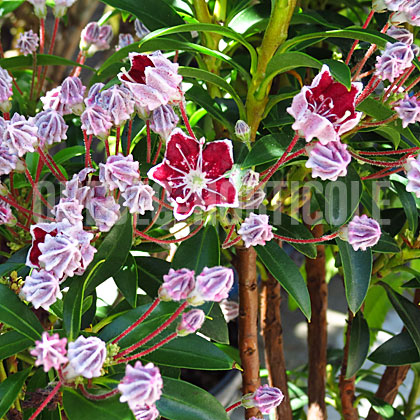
185, 168, 209, 193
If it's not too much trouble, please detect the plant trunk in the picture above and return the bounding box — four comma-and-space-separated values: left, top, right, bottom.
260, 273, 293, 420
238, 246, 261, 419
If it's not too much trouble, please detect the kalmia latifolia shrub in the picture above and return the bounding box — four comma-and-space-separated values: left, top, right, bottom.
1, 0, 420, 419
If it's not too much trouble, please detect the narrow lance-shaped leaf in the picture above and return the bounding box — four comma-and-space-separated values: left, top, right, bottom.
0, 368, 32, 418
346, 311, 370, 378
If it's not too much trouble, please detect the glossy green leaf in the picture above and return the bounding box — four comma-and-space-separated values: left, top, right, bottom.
0, 54, 94, 71
85, 212, 133, 294
179, 67, 246, 120
0, 246, 28, 277
336, 239, 372, 314
0, 0, 24, 17
392, 181, 418, 233
0, 284, 44, 340
136, 256, 171, 297
0, 368, 31, 418
372, 232, 400, 254
63, 389, 134, 420
322, 59, 351, 89
270, 212, 317, 259
256, 241, 311, 319
157, 377, 229, 420
141, 335, 234, 370
382, 283, 420, 355
0, 331, 32, 360
290, 10, 340, 29
346, 312, 370, 378
172, 225, 220, 273
114, 254, 138, 308
53, 146, 85, 165
367, 397, 406, 420
369, 330, 420, 366
199, 303, 229, 344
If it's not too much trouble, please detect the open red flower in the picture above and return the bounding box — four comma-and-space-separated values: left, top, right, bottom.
287, 65, 362, 144
148, 129, 238, 220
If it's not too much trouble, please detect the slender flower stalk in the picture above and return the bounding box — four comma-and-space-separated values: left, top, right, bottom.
361, 166, 405, 180
225, 401, 242, 413
78, 385, 119, 401
178, 96, 196, 139
146, 120, 151, 163
143, 189, 165, 233
135, 221, 204, 244
115, 332, 178, 363
349, 150, 409, 167
126, 119, 133, 155
360, 114, 399, 127
115, 301, 189, 359
28, 381, 62, 420
30, 52, 37, 101
384, 65, 415, 101
83, 130, 92, 167
116, 126, 121, 155
358, 147, 419, 156
222, 235, 242, 249
356, 76, 380, 105
273, 232, 339, 243
0, 195, 54, 221
152, 139, 162, 165
111, 298, 161, 345
37, 147, 67, 182
24, 168, 53, 209
104, 136, 110, 157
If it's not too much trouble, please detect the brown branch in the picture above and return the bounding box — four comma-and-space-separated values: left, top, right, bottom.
365, 289, 420, 420
339, 310, 359, 420
260, 272, 293, 420
306, 224, 327, 420
237, 246, 261, 419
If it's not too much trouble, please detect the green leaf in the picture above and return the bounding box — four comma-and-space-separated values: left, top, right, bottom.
0, 246, 28, 276
172, 225, 220, 273
369, 330, 420, 366
322, 59, 351, 89
392, 181, 418, 233
99, 0, 189, 41
53, 146, 85, 165
372, 232, 400, 254
336, 239, 372, 314
179, 67, 246, 120
157, 377, 229, 420
270, 212, 317, 259
85, 212, 133, 294
256, 241, 311, 319
0, 331, 32, 361
199, 303, 229, 344
136, 256, 171, 297
0, 284, 44, 340
367, 397, 406, 420
0, 54, 94, 71
63, 389, 134, 420
114, 254, 138, 308
0, 0, 25, 17
382, 283, 420, 355
346, 312, 370, 378
0, 368, 32, 418
141, 335, 234, 370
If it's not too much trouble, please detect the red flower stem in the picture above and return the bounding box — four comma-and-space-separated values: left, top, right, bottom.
3, 112, 9, 120
72, 54, 86, 78
15, 221, 30, 232
0, 41, 3, 57
83, 130, 92, 167
143, 189, 165, 233
225, 401, 242, 413
260, 148, 306, 177
126, 120, 133, 155
146, 120, 151, 163
358, 147, 420, 156
111, 298, 161, 345
29, 52, 37, 101
28, 381, 61, 420
105, 137, 110, 157
358, 69, 375, 79
248, 132, 300, 198
39, 19, 45, 53
0, 195, 54, 220
115, 332, 178, 363
349, 150, 408, 167
24, 168, 53, 209
26, 160, 44, 227
70, 52, 82, 76
173, 50, 179, 63
115, 301, 189, 359
116, 126, 121, 155
6, 226, 19, 238
406, 74, 420, 93
134, 221, 204, 244
152, 139, 162, 165
151, 194, 173, 210
384, 65, 415, 101
345, 9, 375, 65
178, 96, 196, 139
222, 225, 236, 247
37, 147, 67, 182
360, 114, 398, 127
48, 17, 59, 55
361, 166, 404, 180
222, 235, 242, 249
356, 76, 380, 105
273, 231, 339, 244
78, 385, 119, 401
9, 171, 16, 196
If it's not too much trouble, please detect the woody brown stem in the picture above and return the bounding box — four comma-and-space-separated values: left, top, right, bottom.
339, 310, 358, 420
365, 289, 420, 420
237, 246, 261, 419
306, 224, 327, 420
260, 272, 293, 420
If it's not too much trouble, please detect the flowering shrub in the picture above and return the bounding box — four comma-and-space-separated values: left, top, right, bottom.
1, 1, 420, 420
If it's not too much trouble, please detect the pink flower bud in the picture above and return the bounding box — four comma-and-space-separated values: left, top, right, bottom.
395, 95, 420, 128
0, 202, 16, 226
52, 198, 84, 226
241, 169, 259, 189
238, 213, 274, 248
99, 85, 134, 126
0, 67, 12, 112
63, 170, 94, 206
65, 336, 106, 379
235, 120, 250, 143
387, 26, 414, 45
372, 0, 404, 12
132, 404, 159, 420
99, 153, 139, 192
188, 266, 234, 306
375, 42, 414, 82
96, 25, 113, 50
121, 182, 155, 215
81, 105, 112, 139
149, 104, 179, 140
41, 87, 72, 116
305, 141, 351, 181
31, 110, 68, 146
17, 30, 39, 56
4, 113, 38, 157
85, 83, 105, 107
220, 299, 239, 322
30, 332, 68, 372
176, 309, 205, 336
134, 19, 150, 39
80, 22, 100, 50
85, 186, 120, 232
346, 214, 381, 251
21, 269, 60, 310
117, 33, 135, 51
60, 76, 86, 110
118, 361, 163, 408
391, 2, 420, 26
240, 189, 266, 210
406, 156, 420, 197
158, 268, 195, 302
242, 385, 284, 414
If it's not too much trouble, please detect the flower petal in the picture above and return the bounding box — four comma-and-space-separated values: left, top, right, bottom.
202, 140, 234, 178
